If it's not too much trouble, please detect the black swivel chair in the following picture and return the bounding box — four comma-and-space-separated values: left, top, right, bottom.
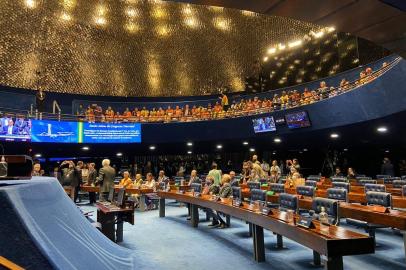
384, 177, 400, 184
310, 197, 339, 225
346, 191, 392, 245
364, 184, 386, 193
230, 179, 240, 187
327, 188, 348, 202
393, 180, 406, 189
359, 179, 377, 185
402, 175, 406, 180
305, 180, 317, 187
376, 174, 391, 179
250, 189, 266, 203
190, 183, 202, 193
307, 176, 321, 182
332, 182, 350, 192
296, 185, 315, 197
270, 183, 285, 194
276, 193, 298, 248
232, 186, 242, 199
331, 177, 347, 183
259, 179, 268, 185
247, 182, 261, 190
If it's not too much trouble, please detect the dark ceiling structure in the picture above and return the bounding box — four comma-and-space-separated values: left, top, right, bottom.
170, 0, 406, 58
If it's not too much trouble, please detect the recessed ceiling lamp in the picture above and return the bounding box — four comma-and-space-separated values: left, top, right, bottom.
330, 133, 339, 139
377, 126, 388, 133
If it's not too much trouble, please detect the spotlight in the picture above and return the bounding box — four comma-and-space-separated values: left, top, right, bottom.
116, 152, 123, 157
274, 138, 281, 143
82, 146, 89, 151
187, 142, 193, 146
377, 126, 388, 133
216, 144, 222, 149
34, 153, 42, 158
242, 141, 249, 145
249, 148, 255, 152
330, 133, 339, 139
149, 146, 156, 150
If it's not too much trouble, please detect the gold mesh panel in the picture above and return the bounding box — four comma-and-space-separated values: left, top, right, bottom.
0, 0, 322, 97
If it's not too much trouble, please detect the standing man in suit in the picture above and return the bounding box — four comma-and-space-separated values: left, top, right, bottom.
96, 159, 116, 201
87, 163, 98, 204
60, 160, 82, 202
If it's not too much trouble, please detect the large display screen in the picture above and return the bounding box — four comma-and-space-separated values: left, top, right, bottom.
252, 116, 276, 133
30, 120, 141, 143
0, 116, 31, 142
285, 111, 311, 129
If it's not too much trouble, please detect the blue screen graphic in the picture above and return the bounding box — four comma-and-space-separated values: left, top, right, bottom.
31, 120, 79, 143
82, 123, 141, 143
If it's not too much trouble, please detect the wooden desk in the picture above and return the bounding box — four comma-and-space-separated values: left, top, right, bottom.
158, 191, 374, 270
96, 203, 134, 243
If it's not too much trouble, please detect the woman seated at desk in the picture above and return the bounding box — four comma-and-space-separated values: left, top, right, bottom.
143, 173, 158, 210
119, 171, 133, 189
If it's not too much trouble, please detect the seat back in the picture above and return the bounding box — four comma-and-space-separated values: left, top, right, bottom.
403, 185, 406, 197
305, 180, 317, 187
230, 179, 240, 187
279, 178, 287, 184
392, 180, 406, 188
158, 182, 166, 190
331, 177, 347, 183
270, 183, 285, 194
307, 176, 321, 182
384, 177, 401, 184
327, 188, 347, 202
190, 183, 202, 193
364, 183, 385, 193
259, 179, 268, 185
250, 188, 266, 202
296, 185, 315, 197
359, 179, 377, 185
312, 197, 338, 224
232, 186, 242, 199
247, 182, 261, 190
376, 174, 391, 179
174, 176, 184, 184
332, 182, 350, 191
366, 191, 391, 207
402, 175, 406, 180
279, 193, 298, 212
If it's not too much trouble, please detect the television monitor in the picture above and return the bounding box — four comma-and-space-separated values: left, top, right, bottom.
285, 111, 311, 129
252, 116, 276, 133
0, 117, 31, 142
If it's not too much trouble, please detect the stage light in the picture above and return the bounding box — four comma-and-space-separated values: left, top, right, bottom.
116, 152, 123, 157
330, 133, 339, 139
187, 142, 193, 146
126, 7, 138, 18
377, 126, 388, 133
149, 146, 156, 150
242, 141, 249, 145
249, 148, 255, 152
34, 153, 42, 158
216, 144, 222, 149
274, 138, 281, 143
82, 146, 89, 151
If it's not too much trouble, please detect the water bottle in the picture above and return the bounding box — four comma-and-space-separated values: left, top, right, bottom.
0, 156, 7, 177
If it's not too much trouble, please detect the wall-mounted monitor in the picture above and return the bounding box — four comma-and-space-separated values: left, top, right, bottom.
0, 117, 31, 142
252, 116, 276, 133
285, 111, 311, 129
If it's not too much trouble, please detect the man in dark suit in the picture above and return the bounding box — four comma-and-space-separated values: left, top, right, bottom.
96, 159, 116, 201
60, 160, 82, 202
87, 163, 98, 204
2, 119, 18, 135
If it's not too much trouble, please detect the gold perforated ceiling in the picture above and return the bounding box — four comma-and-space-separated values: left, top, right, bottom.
0, 0, 322, 97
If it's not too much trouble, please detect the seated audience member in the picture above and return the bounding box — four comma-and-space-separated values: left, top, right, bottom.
270, 160, 281, 182
333, 167, 344, 177
119, 171, 133, 188
157, 170, 169, 184
347, 167, 357, 179
381, 157, 394, 177
188, 169, 200, 185
133, 173, 143, 188
32, 162, 41, 176
142, 173, 156, 190
203, 176, 220, 195
207, 174, 232, 229
229, 171, 239, 186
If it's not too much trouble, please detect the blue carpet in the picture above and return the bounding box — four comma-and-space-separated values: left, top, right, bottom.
80, 201, 406, 270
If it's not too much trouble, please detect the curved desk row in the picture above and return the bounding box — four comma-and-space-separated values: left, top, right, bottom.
158, 191, 374, 270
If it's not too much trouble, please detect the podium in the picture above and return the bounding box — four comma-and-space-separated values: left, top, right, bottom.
0, 155, 33, 180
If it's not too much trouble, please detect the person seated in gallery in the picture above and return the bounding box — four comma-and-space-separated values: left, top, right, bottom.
119, 171, 133, 188
122, 108, 132, 122
188, 170, 201, 185
333, 167, 344, 177
347, 167, 357, 179
105, 106, 114, 122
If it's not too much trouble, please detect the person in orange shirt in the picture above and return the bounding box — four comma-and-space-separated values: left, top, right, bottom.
174, 105, 183, 119
114, 111, 122, 123
119, 171, 133, 188
105, 106, 114, 122
123, 108, 132, 122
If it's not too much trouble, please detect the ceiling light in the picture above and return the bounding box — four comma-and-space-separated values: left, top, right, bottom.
377, 126, 388, 133
278, 43, 286, 50
95, 17, 106, 25
34, 153, 42, 158
25, 0, 36, 9
243, 141, 249, 145
187, 142, 193, 146
343, 148, 348, 151
249, 148, 255, 152
327, 26, 335, 32
60, 12, 72, 21
288, 40, 302, 48
385, 150, 390, 153
303, 148, 308, 152
267, 47, 276, 54
82, 146, 89, 151
216, 144, 222, 149
149, 146, 156, 150
187, 151, 192, 154
263, 56, 268, 62
274, 138, 281, 143
330, 133, 339, 139
116, 152, 123, 157
311, 30, 324, 38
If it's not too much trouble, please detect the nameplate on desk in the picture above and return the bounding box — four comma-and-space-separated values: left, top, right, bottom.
370, 205, 390, 213
297, 216, 315, 229
261, 206, 272, 216
232, 199, 242, 207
